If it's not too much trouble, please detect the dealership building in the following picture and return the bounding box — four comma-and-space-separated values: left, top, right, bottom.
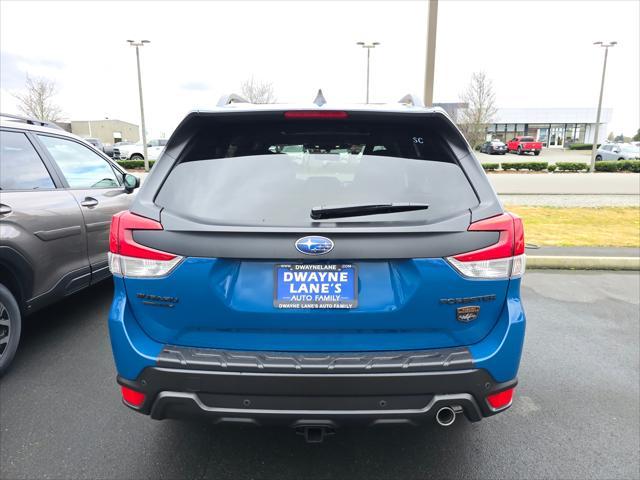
487, 108, 613, 147
438, 104, 613, 148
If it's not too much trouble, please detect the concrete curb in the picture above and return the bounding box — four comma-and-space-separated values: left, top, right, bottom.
527, 256, 640, 271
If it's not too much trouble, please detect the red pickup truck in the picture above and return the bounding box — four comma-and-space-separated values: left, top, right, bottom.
507, 136, 542, 155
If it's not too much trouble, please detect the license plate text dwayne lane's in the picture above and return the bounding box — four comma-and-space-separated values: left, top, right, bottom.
274, 264, 358, 309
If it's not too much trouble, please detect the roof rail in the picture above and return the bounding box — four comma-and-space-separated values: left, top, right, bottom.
216, 93, 250, 107
0, 112, 64, 130
398, 94, 425, 107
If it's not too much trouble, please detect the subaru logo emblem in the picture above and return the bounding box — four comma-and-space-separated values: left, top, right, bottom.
295, 236, 334, 255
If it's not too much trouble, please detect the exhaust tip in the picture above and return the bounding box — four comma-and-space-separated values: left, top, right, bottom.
435, 406, 456, 427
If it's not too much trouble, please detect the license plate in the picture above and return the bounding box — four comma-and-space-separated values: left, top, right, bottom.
274, 264, 358, 309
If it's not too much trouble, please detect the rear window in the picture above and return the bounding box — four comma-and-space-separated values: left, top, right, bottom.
156, 119, 479, 227
520, 136, 535, 142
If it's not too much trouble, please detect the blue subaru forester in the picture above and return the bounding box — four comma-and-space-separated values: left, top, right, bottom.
108, 93, 526, 442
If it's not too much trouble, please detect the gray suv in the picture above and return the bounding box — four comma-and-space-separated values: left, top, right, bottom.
0, 114, 140, 375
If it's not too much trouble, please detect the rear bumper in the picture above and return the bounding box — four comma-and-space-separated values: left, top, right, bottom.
109, 276, 526, 425
118, 365, 516, 426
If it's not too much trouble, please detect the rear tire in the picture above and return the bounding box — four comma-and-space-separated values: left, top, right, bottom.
534, 151, 540, 156
0, 283, 21, 377
130, 154, 144, 161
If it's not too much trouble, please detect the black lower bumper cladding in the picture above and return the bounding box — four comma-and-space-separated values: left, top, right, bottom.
118, 346, 516, 427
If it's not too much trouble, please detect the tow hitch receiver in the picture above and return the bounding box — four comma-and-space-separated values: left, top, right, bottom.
295, 423, 336, 443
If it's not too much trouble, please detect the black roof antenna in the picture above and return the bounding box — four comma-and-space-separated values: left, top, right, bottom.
313, 89, 327, 107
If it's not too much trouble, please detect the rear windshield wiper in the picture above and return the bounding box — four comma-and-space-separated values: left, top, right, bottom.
310, 202, 429, 220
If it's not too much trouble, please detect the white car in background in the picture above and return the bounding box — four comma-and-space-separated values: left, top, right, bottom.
595, 143, 640, 161
114, 139, 167, 161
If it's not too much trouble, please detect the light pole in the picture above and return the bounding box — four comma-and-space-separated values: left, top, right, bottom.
356, 42, 380, 103
590, 41, 616, 172
127, 39, 150, 171
423, 0, 438, 106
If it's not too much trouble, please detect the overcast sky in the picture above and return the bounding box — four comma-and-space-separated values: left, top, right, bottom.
1, 0, 638, 138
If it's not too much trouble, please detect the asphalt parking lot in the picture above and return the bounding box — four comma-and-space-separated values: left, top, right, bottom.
1, 271, 638, 480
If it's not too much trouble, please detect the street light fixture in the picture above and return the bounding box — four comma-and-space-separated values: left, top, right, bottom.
356, 41, 380, 104
590, 40, 617, 172
127, 39, 151, 171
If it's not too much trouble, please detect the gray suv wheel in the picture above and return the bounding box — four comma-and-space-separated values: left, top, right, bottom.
0, 283, 21, 376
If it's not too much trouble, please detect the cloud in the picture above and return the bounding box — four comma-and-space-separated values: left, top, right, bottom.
0, 51, 65, 89
0, 52, 28, 89
1, 1, 637, 135
180, 81, 209, 91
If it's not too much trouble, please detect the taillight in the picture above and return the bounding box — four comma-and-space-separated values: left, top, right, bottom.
121, 385, 146, 407
108, 211, 183, 278
284, 111, 348, 119
486, 387, 515, 411
446, 213, 525, 279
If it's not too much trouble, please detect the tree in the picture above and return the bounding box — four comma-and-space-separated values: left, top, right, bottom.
457, 72, 497, 149
633, 128, 640, 142
13, 75, 63, 121
607, 132, 615, 141
240, 76, 277, 104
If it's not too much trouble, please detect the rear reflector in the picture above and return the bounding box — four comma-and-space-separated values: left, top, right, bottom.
486, 387, 515, 411
121, 385, 146, 407
284, 111, 348, 119
446, 213, 525, 279
108, 211, 183, 278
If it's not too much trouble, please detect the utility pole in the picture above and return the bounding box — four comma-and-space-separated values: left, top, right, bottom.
423, 0, 438, 106
356, 42, 380, 103
590, 41, 617, 172
127, 39, 150, 171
